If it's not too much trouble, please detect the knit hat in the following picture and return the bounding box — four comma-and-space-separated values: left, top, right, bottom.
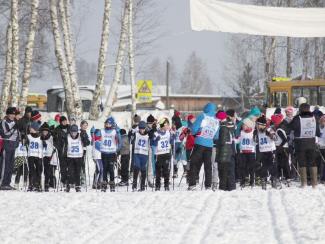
146, 114, 155, 124
242, 118, 255, 129
54, 114, 61, 122
120, 129, 127, 135
216, 111, 227, 121
249, 107, 261, 117
105, 116, 115, 125
48, 119, 59, 128
299, 103, 310, 113
30, 121, 41, 131
133, 114, 141, 124
6, 107, 16, 115
285, 106, 294, 113
159, 117, 170, 128
274, 107, 282, 115
175, 111, 181, 117
271, 114, 284, 126
25, 106, 32, 114
40, 122, 50, 132
60, 116, 67, 123
70, 124, 79, 133
94, 129, 101, 140
31, 110, 41, 121
226, 109, 235, 118
138, 121, 147, 129
187, 114, 195, 121
256, 116, 267, 125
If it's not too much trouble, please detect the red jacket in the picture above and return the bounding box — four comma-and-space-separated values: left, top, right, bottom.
180, 128, 195, 150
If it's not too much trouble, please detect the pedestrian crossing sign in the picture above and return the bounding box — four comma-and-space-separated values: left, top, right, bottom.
137, 80, 152, 103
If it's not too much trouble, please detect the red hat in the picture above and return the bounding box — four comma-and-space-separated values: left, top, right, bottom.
31, 110, 41, 121
175, 111, 181, 117
187, 114, 195, 121
54, 113, 61, 122
271, 114, 284, 126
216, 111, 227, 121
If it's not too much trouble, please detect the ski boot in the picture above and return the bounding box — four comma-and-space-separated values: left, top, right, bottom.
164, 186, 170, 191
261, 179, 267, 190
101, 182, 107, 192
44, 185, 49, 192
188, 185, 197, 191
271, 178, 279, 189
118, 181, 128, 187
109, 181, 115, 192
27, 186, 33, 192
155, 185, 160, 191
212, 182, 218, 191
65, 185, 70, 192
75, 186, 81, 192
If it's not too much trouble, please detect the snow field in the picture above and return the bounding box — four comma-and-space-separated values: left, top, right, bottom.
1, 187, 325, 244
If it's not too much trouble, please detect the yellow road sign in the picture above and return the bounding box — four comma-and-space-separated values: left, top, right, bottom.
137, 80, 152, 103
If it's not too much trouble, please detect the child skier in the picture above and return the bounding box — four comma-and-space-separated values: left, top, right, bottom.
27, 122, 43, 192
92, 128, 103, 189
100, 116, 122, 192
66, 124, 88, 192
14, 142, 28, 189
152, 118, 174, 191
271, 113, 291, 186
132, 121, 150, 191
40, 122, 56, 192
238, 118, 256, 188
255, 116, 277, 190
118, 129, 130, 186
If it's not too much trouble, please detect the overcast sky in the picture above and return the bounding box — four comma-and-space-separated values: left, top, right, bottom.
29, 0, 231, 94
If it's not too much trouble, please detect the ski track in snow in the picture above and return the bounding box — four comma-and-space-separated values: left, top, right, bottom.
1, 185, 325, 243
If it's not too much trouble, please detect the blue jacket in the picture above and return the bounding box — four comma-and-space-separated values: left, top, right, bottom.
191, 103, 219, 148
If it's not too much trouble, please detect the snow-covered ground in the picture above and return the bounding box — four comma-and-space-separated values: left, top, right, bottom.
1, 181, 325, 244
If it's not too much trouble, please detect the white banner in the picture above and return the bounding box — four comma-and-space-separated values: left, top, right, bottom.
190, 0, 325, 37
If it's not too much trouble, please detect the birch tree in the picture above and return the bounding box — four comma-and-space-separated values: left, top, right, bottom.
10, 0, 19, 107
103, 0, 129, 117
50, 0, 75, 116
0, 23, 13, 118
89, 0, 112, 120
18, 0, 39, 111
128, 0, 136, 118
59, 0, 83, 118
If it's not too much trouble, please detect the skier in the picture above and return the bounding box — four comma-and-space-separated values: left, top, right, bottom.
132, 121, 150, 191
14, 142, 28, 189
254, 115, 277, 190
66, 124, 88, 192
237, 118, 256, 188
0, 107, 20, 190
100, 117, 122, 192
290, 103, 320, 188
215, 112, 236, 191
80, 120, 90, 186
27, 122, 43, 192
117, 129, 130, 186
40, 122, 56, 191
53, 116, 69, 186
92, 128, 103, 189
152, 118, 174, 191
271, 113, 291, 186
188, 103, 219, 190
146, 114, 157, 188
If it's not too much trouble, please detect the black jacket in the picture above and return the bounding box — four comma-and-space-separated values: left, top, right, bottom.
53, 124, 69, 156
215, 121, 235, 163
16, 115, 32, 141
290, 111, 320, 150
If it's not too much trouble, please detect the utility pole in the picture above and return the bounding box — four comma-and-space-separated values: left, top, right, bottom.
166, 60, 170, 110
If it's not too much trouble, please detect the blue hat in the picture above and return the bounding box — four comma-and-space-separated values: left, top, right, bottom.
138, 121, 147, 129
105, 116, 115, 125
30, 122, 41, 131
70, 124, 79, 133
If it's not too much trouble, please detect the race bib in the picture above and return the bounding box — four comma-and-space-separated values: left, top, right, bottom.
300, 116, 316, 138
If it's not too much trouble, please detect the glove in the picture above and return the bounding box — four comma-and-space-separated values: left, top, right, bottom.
155, 135, 161, 141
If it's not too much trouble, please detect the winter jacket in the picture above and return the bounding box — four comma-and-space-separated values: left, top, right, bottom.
190, 103, 219, 148
290, 111, 320, 151
80, 129, 90, 148
215, 121, 235, 163
16, 115, 32, 141
53, 124, 69, 157
179, 127, 195, 150
120, 134, 130, 155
